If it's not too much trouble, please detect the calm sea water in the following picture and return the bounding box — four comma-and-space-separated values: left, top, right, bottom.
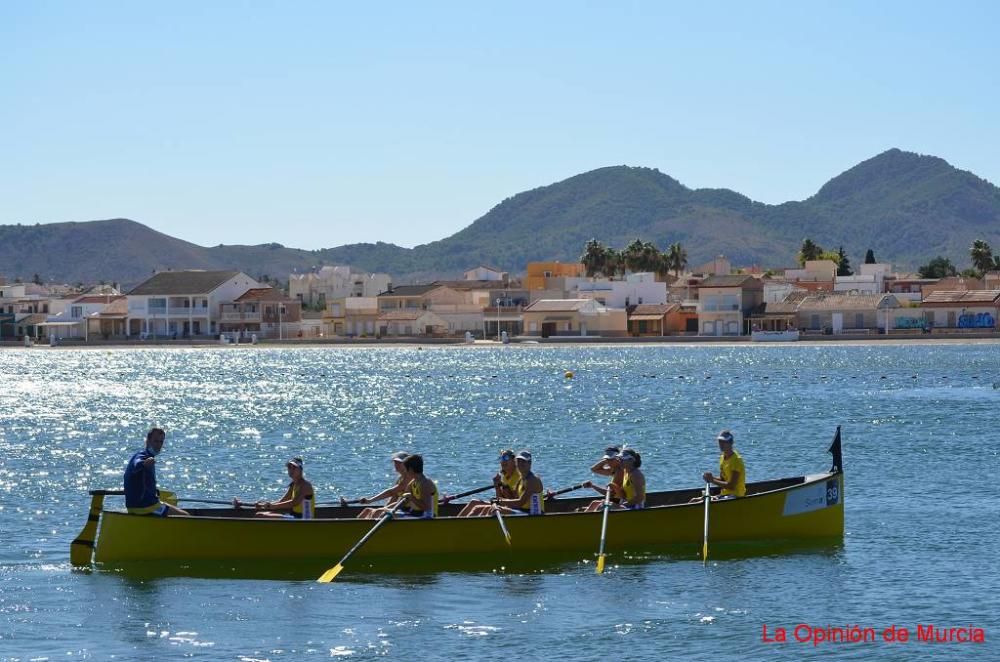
1, 343, 998, 660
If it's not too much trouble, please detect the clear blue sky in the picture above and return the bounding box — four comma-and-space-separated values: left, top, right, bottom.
2, 1, 998, 250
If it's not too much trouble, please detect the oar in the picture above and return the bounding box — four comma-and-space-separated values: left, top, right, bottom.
84, 489, 257, 507
317, 495, 410, 583
544, 482, 588, 500
702, 483, 711, 565
595, 486, 612, 574
70, 492, 107, 566
494, 507, 512, 546
440, 484, 494, 504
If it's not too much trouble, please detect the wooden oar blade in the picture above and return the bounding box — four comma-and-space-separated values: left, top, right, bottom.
317, 563, 345, 583
70, 539, 94, 566
596, 553, 606, 574
70, 493, 105, 567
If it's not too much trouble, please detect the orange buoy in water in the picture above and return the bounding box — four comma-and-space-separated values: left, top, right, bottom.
565, 371, 574, 379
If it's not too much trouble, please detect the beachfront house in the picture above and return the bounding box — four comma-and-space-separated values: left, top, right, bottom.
627, 303, 696, 336
920, 290, 1000, 330
40, 294, 126, 341
521, 299, 627, 337
126, 271, 262, 338
325, 297, 379, 336
376, 309, 448, 337
377, 281, 507, 335
696, 275, 764, 336
794, 293, 900, 334
219, 288, 302, 339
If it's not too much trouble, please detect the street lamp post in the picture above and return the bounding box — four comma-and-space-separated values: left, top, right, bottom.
279, 303, 283, 340
496, 298, 502, 342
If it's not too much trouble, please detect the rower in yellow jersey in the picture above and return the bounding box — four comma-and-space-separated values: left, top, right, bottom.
492, 450, 544, 516
355, 451, 410, 518
615, 449, 646, 509
236, 457, 316, 519
582, 446, 624, 512
702, 429, 746, 498
362, 454, 439, 520
396, 454, 438, 519
457, 449, 521, 517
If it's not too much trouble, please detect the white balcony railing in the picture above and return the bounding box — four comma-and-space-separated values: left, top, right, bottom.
221, 312, 261, 322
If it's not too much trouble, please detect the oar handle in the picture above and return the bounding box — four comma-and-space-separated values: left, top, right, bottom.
545, 482, 588, 500
89, 489, 125, 496
440, 484, 494, 503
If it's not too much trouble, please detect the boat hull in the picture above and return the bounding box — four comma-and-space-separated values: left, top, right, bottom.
93, 472, 843, 570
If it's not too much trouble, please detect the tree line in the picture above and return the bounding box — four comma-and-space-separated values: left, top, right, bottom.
799, 238, 1000, 280
579, 239, 688, 279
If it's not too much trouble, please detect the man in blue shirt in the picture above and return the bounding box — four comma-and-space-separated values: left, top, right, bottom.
124, 428, 188, 516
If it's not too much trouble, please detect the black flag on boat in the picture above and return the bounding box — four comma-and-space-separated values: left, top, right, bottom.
828, 426, 843, 473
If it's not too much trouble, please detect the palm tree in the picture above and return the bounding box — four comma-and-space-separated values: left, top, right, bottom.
970, 239, 994, 275
667, 242, 688, 277
654, 250, 673, 280
639, 241, 661, 273
621, 239, 646, 274
601, 247, 622, 279
580, 239, 607, 277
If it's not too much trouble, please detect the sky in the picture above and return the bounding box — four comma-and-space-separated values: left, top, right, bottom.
2, 1, 998, 250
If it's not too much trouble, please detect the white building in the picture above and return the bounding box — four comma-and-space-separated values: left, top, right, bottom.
41, 295, 125, 340
126, 271, 261, 338
463, 265, 508, 281
567, 273, 667, 308
289, 266, 391, 308
835, 263, 892, 294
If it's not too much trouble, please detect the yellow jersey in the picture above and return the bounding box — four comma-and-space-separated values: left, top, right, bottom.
516, 473, 544, 515
410, 477, 439, 517
719, 451, 746, 497
622, 470, 644, 507
290, 482, 315, 519
499, 469, 521, 496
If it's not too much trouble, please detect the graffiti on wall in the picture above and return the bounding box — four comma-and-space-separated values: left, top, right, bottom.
895, 316, 928, 330
958, 311, 996, 329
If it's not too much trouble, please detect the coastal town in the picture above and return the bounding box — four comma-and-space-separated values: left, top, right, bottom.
3, 241, 999, 345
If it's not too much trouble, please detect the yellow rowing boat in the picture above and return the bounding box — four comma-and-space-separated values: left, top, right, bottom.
72, 429, 845, 576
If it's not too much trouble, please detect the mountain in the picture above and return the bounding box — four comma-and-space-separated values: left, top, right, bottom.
2, 149, 999, 286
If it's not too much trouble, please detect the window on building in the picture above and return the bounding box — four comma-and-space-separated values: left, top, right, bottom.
855, 313, 864, 329
810, 314, 821, 329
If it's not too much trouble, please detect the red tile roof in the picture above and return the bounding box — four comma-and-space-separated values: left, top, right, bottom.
234, 288, 296, 303
922, 290, 1000, 305
73, 295, 125, 304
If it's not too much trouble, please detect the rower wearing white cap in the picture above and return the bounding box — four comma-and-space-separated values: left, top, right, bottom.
702, 429, 746, 498
457, 448, 521, 517
355, 451, 410, 519
236, 457, 316, 519
492, 450, 544, 516
582, 446, 624, 512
